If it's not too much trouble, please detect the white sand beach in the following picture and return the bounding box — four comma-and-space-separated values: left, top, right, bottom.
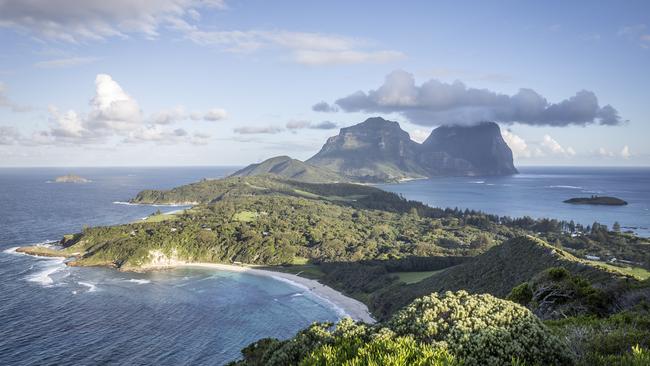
144, 261, 376, 324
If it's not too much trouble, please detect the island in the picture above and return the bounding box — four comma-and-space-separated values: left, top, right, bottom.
54, 174, 91, 183
15, 173, 650, 365
564, 196, 627, 206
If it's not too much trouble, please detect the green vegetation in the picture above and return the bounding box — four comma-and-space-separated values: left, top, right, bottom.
23, 175, 650, 364
141, 209, 184, 223
547, 307, 650, 365
564, 196, 628, 206
230, 155, 350, 183
394, 270, 442, 284
231, 291, 569, 366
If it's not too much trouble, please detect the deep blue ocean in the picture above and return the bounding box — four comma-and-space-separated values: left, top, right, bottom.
1, 166, 649, 365
381, 166, 650, 237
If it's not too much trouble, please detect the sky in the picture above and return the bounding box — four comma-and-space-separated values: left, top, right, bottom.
0, 0, 648, 167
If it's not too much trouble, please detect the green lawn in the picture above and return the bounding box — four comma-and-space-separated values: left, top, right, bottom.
394, 270, 443, 284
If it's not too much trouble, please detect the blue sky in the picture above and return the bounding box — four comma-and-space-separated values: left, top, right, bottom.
0, 0, 648, 167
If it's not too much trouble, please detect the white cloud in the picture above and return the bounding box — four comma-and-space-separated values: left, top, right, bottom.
409, 129, 431, 143
203, 108, 227, 121
34, 56, 99, 68
621, 145, 631, 159
0, 0, 226, 43
501, 130, 531, 158
499, 131, 576, 160
595, 146, 633, 159
149, 106, 186, 125
85, 74, 142, 132
123, 126, 211, 145
0, 1, 403, 66
540, 135, 576, 157
29, 74, 220, 145
234, 125, 284, 134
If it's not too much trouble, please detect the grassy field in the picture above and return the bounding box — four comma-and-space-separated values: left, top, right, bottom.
586, 260, 650, 280
394, 270, 443, 284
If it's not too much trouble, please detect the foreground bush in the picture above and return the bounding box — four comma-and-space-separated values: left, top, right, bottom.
232, 291, 574, 365
388, 290, 572, 365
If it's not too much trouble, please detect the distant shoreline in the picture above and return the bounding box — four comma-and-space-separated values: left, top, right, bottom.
142, 262, 376, 324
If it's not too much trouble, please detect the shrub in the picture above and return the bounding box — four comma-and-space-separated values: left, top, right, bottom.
388, 290, 573, 366
507, 282, 533, 305
302, 328, 457, 366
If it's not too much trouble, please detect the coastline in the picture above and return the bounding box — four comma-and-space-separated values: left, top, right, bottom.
143, 262, 376, 324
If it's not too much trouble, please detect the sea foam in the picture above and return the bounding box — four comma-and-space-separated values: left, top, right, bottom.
78, 282, 98, 292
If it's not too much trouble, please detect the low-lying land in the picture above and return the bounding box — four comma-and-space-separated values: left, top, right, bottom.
564, 196, 628, 206
19, 175, 650, 365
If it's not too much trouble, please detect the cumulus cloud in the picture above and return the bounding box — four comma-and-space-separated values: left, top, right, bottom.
34, 56, 100, 68
234, 125, 284, 134
333, 70, 623, 126
501, 130, 576, 159
27, 74, 220, 145
203, 108, 228, 121
312, 101, 339, 113
149, 106, 186, 125
594, 146, 633, 159
285, 120, 338, 130
541, 135, 576, 157
621, 145, 631, 159
501, 129, 531, 158
0, 0, 226, 42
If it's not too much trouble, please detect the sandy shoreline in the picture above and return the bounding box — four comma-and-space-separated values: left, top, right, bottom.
146, 262, 376, 323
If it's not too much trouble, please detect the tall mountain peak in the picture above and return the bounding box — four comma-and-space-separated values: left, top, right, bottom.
307, 117, 517, 181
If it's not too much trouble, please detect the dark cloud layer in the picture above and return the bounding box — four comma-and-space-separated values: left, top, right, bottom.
333, 70, 623, 127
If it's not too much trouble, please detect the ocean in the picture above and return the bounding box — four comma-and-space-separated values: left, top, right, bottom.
0, 167, 342, 366
380, 166, 650, 237
1, 166, 649, 365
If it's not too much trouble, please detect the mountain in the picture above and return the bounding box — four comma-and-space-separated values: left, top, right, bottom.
306, 117, 427, 182
419, 122, 518, 176
230, 155, 348, 183
307, 117, 517, 182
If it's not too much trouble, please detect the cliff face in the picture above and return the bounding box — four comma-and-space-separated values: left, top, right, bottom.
419, 122, 518, 176
306, 117, 427, 182
307, 117, 517, 181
